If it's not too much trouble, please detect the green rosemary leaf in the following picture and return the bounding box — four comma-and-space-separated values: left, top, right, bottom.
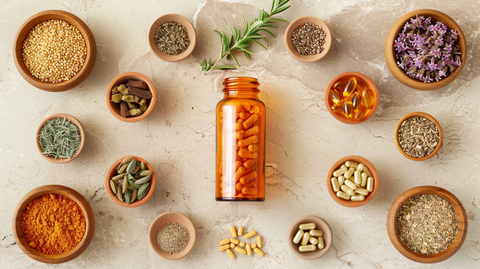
258, 29, 274, 38
251, 39, 267, 50
215, 65, 236, 70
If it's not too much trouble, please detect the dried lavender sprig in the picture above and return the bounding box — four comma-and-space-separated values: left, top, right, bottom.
38, 117, 81, 159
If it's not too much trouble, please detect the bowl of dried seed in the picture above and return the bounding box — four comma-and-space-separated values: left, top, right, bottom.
148, 14, 196, 62
106, 72, 157, 122
148, 212, 196, 260
395, 112, 443, 161
284, 16, 332, 63
105, 156, 156, 208
13, 10, 97, 92
387, 186, 467, 263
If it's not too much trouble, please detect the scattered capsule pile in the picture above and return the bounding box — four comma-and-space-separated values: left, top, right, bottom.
329, 76, 375, 121
331, 161, 374, 201
218, 225, 264, 259
292, 223, 325, 252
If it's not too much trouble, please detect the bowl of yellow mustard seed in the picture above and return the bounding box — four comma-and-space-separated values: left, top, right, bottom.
13, 10, 97, 92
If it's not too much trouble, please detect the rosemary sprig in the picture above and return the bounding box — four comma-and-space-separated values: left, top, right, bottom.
200, 0, 290, 74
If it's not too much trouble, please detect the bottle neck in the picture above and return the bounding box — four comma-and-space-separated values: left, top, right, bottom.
222, 77, 260, 98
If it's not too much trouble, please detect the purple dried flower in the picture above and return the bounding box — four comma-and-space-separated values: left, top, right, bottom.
426, 58, 438, 72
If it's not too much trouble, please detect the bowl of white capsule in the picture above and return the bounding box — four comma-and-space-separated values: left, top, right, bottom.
287, 215, 332, 260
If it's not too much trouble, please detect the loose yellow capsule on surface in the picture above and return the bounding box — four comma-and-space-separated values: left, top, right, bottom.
219, 245, 230, 251
257, 235, 262, 248
238, 226, 244, 236
239, 241, 246, 247
299, 244, 316, 252
230, 225, 237, 238
230, 238, 239, 245
254, 247, 264, 256
309, 230, 323, 237
219, 238, 230, 246
293, 229, 304, 244
226, 249, 235, 259
309, 236, 319, 245
246, 243, 252, 256
251, 243, 257, 249
318, 237, 325, 250
244, 230, 256, 239
235, 246, 247, 255
230, 243, 236, 248
367, 177, 374, 192
299, 223, 316, 230
331, 177, 340, 192
337, 191, 350, 200
301, 232, 311, 245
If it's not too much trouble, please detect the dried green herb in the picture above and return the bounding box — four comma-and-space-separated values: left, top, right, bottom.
38, 117, 81, 159
154, 21, 190, 55
396, 194, 458, 255
110, 157, 153, 204
398, 116, 440, 158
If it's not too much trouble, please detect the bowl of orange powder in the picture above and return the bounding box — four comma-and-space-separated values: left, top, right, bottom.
12, 185, 95, 264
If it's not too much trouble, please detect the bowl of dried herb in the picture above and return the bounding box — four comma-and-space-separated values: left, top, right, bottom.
384, 9, 466, 90
35, 113, 85, 164
387, 186, 467, 263
395, 112, 443, 161
148, 14, 196, 62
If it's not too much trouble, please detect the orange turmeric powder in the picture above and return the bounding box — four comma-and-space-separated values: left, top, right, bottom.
21, 193, 86, 254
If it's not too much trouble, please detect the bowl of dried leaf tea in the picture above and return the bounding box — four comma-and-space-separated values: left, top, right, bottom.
148, 14, 196, 62
395, 112, 443, 161
35, 113, 85, 164
387, 186, 467, 263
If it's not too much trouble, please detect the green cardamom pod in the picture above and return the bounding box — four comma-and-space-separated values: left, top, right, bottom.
126, 159, 137, 174
138, 182, 150, 200
125, 190, 131, 204
110, 180, 117, 194
122, 175, 128, 193
140, 162, 146, 171
116, 185, 123, 202
135, 175, 151, 184
117, 163, 128, 174
111, 93, 123, 103
112, 173, 125, 181
127, 174, 143, 188
131, 164, 141, 174
139, 170, 152, 177
131, 188, 137, 203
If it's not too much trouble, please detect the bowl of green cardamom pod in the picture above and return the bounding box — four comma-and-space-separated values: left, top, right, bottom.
105, 156, 156, 208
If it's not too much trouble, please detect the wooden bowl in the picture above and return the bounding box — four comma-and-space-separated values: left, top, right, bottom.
325, 72, 379, 124
284, 16, 332, 63
12, 185, 95, 264
106, 72, 157, 122
13, 10, 97, 92
148, 212, 196, 260
384, 9, 466, 90
327, 155, 379, 207
394, 112, 443, 161
105, 156, 156, 208
35, 113, 85, 164
287, 215, 332, 260
386, 186, 467, 263
148, 14, 196, 62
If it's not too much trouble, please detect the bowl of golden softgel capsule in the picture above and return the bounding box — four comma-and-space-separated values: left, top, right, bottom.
12, 185, 95, 264
325, 72, 379, 124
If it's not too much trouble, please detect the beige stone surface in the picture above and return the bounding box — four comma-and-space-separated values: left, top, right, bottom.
1, 0, 479, 267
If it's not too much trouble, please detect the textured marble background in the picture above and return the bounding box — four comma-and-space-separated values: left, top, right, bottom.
1, 0, 479, 268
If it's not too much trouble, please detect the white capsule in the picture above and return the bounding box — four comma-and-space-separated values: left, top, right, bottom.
355, 187, 369, 196
344, 167, 355, 179
367, 177, 374, 192
337, 176, 345, 186
341, 185, 355, 196
351, 194, 365, 202
301, 232, 311, 245
309, 230, 323, 237
363, 166, 372, 177
318, 236, 325, 250
354, 171, 362, 185
333, 166, 348, 177
299, 244, 316, 252
344, 179, 357, 190
356, 163, 365, 172
293, 229, 304, 244
309, 236, 319, 245
345, 161, 358, 168
299, 223, 316, 230
336, 191, 350, 200
361, 172, 367, 187
331, 177, 340, 192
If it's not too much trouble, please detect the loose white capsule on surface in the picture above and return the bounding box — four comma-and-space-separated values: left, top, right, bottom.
356, 163, 365, 172
345, 161, 358, 168
301, 231, 311, 245
299, 223, 316, 230
367, 177, 374, 192
299, 244, 317, 252
318, 237, 325, 250
344, 167, 355, 179
293, 229, 304, 244
309, 237, 319, 245
361, 172, 367, 187
363, 166, 372, 177
341, 185, 355, 196
331, 177, 340, 192
351, 194, 365, 202
355, 187, 369, 196
309, 230, 323, 237
333, 166, 348, 177
337, 175, 345, 186
354, 171, 361, 185
336, 191, 350, 200
344, 179, 357, 190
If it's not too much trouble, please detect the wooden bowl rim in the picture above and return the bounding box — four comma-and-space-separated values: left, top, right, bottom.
148, 13, 196, 62
106, 72, 157, 122
287, 215, 332, 260
394, 112, 443, 161
384, 9, 467, 91
148, 212, 196, 260
386, 185, 468, 263
324, 71, 380, 124
105, 156, 156, 207
35, 113, 85, 164
12, 184, 95, 264
13, 9, 97, 92
284, 15, 332, 63
326, 155, 379, 207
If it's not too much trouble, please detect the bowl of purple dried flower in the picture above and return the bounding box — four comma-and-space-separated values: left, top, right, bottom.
384, 9, 466, 91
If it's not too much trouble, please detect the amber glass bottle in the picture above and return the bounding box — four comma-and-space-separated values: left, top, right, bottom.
216, 77, 265, 201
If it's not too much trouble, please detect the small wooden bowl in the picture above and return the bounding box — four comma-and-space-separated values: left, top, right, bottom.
325, 72, 380, 124
35, 113, 85, 164
105, 156, 156, 208
106, 72, 157, 122
387, 186, 467, 263
13, 10, 97, 92
148, 14, 196, 62
384, 9, 466, 91
12, 185, 95, 264
287, 215, 332, 260
284, 16, 332, 63
148, 212, 196, 260
327, 155, 379, 207
394, 112, 443, 161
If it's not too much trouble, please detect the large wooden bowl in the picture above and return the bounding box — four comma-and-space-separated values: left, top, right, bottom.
287, 215, 332, 260
387, 186, 467, 263
13, 10, 97, 92
12, 185, 95, 264
384, 9, 466, 91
